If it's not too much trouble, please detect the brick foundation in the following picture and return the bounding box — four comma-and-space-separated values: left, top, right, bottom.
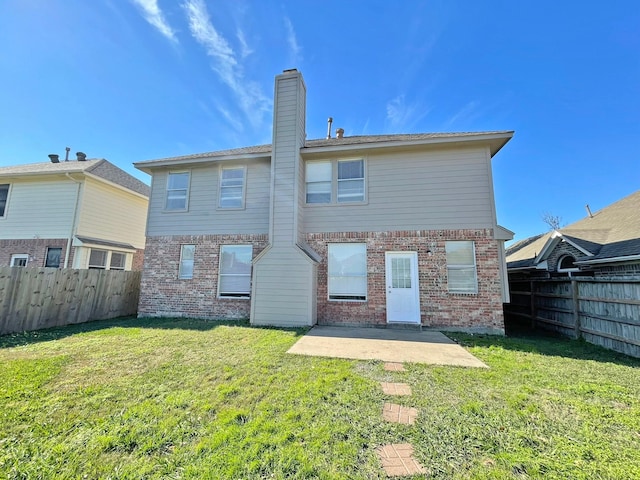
138, 234, 268, 319
0, 238, 71, 268
139, 229, 505, 333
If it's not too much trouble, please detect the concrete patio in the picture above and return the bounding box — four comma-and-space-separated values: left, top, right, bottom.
287, 326, 488, 368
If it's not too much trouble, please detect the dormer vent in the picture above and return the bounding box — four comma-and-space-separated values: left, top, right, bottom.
336, 128, 344, 139
76, 152, 87, 161
48, 154, 60, 163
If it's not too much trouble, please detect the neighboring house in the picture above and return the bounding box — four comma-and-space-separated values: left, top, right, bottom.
0, 156, 150, 271
506, 189, 640, 279
135, 69, 513, 333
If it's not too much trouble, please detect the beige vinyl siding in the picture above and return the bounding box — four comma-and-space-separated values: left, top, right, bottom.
303, 146, 494, 232
146, 159, 270, 236
0, 178, 77, 239
250, 247, 317, 327
76, 178, 148, 249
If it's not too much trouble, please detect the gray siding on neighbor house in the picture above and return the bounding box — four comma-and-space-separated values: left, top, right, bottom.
250, 246, 317, 327
146, 160, 270, 236
303, 146, 495, 232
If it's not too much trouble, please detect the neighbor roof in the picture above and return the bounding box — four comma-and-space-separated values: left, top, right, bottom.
0, 159, 150, 197
506, 189, 640, 268
134, 131, 514, 171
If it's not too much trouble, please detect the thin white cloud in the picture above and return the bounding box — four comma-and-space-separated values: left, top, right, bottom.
386, 95, 430, 130
130, 0, 177, 43
284, 17, 302, 66
444, 100, 480, 128
236, 29, 254, 59
183, 0, 270, 128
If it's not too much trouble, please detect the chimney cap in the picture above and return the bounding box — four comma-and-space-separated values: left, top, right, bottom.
336, 128, 345, 139
283, 68, 298, 74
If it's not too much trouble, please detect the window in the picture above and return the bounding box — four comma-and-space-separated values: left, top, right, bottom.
219, 167, 246, 208
328, 243, 367, 301
306, 161, 332, 204
179, 245, 195, 279
165, 172, 190, 210
0, 184, 9, 217
218, 245, 252, 297
45, 247, 62, 268
110, 252, 126, 271
88, 249, 108, 269
10, 254, 28, 267
446, 241, 478, 294
305, 159, 365, 205
337, 159, 365, 203
557, 255, 578, 273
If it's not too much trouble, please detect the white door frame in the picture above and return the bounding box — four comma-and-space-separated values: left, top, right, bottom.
385, 251, 421, 324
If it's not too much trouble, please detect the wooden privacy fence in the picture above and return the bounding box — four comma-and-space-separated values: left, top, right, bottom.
506, 277, 640, 358
0, 267, 141, 335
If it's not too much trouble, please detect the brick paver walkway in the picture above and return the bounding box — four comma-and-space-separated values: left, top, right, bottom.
383, 402, 419, 425
384, 362, 406, 372
376, 443, 427, 477
380, 382, 412, 396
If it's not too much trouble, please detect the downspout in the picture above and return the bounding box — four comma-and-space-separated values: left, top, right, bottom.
64, 173, 82, 268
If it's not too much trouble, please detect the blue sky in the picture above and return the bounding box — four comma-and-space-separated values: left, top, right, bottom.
1, 0, 638, 243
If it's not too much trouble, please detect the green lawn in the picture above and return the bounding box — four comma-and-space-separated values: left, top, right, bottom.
1, 317, 639, 479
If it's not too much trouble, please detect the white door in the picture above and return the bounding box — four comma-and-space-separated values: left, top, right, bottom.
385, 252, 421, 324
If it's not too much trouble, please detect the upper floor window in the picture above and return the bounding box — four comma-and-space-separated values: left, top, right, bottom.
305, 159, 365, 205
166, 172, 190, 211
446, 241, 478, 294
337, 160, 365, 203
219, 167, 246, 209
45, 247, 62, 268
306, 161, 332, 204
0, 184, 9, 217
11, 254, 28, 267
218, 245, 253, 298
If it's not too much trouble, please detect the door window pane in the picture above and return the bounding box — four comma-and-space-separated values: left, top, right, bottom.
391, 257, 412, 288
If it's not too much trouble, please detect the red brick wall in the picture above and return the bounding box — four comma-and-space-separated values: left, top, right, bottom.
306, 229, 505, 333
139, 234, 268, 319
131, 248, 145, 272
0, 238, 69, 268
139, 229, 505, 333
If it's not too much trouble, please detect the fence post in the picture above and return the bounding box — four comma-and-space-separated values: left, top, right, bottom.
572, 279, 581, 339
530, 280, 536, 330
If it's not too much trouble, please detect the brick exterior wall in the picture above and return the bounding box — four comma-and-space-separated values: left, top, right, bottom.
132, 248, 145, 272
0, 238, 70, 268
306, 229, 505, 333
139, 229, 505, 333
547, 241, 585, 272
139, 234, 268, 319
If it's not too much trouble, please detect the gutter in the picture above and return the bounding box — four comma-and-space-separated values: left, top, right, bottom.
64, 173, 82, 268
575, 254, 640, 266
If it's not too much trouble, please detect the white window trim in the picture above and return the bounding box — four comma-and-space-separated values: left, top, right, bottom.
327, 243, 368, 302
218, 245, 253, 299
305, 160, 332, 204
217, 165, 247, 210
337, 159, 366, 204
179, 244, 195, 279
165, 171, 191, 212
305, 158, 367, 206
10, 253, 29, 267
446, 241, 478, 295
557, 254, 580, 273
87, 248, 131, 271
0, 183, 11, 219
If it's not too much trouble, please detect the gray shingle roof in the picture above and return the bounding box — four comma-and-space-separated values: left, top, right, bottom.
506, 189, 640, 267
134, 131, 513, 168
0, 159, 150, 197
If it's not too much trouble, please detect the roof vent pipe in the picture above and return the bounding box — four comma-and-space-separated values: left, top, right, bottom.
326, 117, 333, 139
585, 204, 593, 218
48, 154, 60, 163
76, 152, 87, 161
64, 147, 70, 162
336, 128, 344, 139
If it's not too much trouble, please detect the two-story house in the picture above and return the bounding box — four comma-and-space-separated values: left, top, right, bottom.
135, 70, 513, 333
0, 156, 149, 270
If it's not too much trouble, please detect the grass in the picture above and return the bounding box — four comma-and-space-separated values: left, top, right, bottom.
0, 318, 639, 479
